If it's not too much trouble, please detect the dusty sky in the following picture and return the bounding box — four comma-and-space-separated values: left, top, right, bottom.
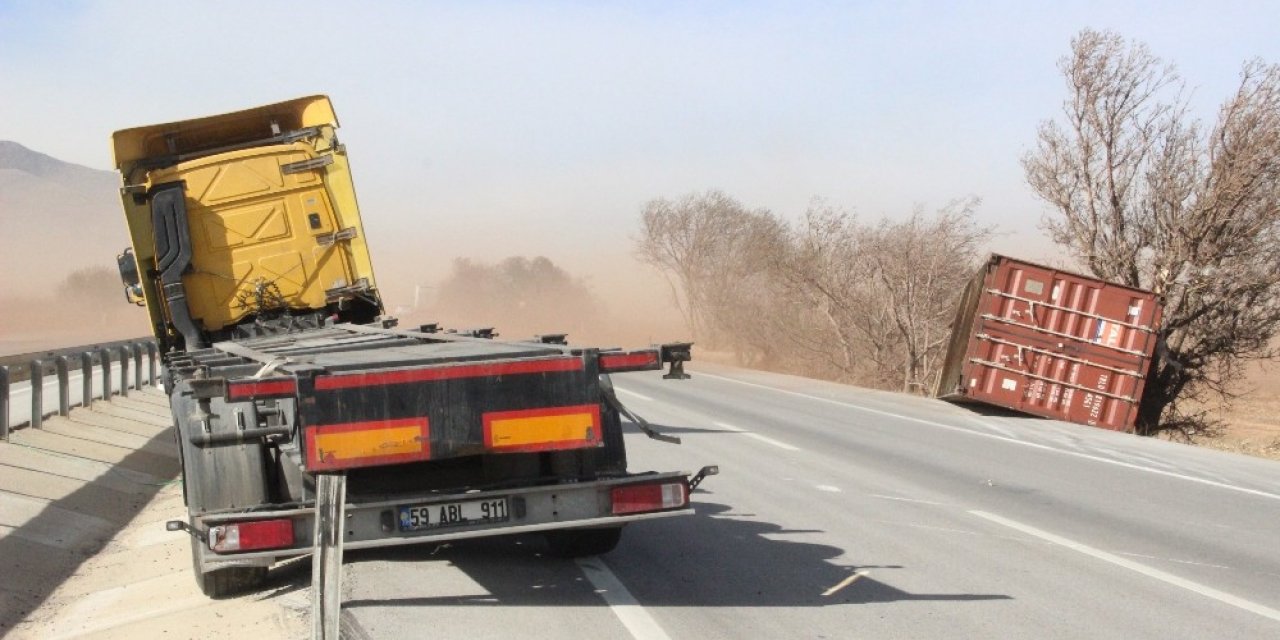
2, 1, 1278, 317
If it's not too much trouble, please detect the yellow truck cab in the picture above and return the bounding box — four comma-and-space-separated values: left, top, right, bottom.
112, 95, 382, 352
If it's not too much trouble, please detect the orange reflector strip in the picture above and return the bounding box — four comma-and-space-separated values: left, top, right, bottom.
483, 404, 602, 453
306, 418, 431, 471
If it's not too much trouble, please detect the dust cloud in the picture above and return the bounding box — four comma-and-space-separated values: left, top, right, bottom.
384, 254, 690, 350
0, 295, 151, 357
2, 137, 690, 356
0, 255, 689, 357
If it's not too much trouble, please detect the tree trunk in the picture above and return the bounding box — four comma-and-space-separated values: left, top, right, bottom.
1134, 356, 1172, 436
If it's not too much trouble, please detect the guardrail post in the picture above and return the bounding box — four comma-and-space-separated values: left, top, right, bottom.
81, 352, 93, 408
312, 472, 348, 640
147, 342, 157, 387
133, 343, 143, 390
100, 348, 112, 401
119, 346, 130, 398
1, 366, 9, 441
30, 360, 44, 429
55, 356, 70, 416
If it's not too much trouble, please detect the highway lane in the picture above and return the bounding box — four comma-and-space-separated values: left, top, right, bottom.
342, 363, 1280, 639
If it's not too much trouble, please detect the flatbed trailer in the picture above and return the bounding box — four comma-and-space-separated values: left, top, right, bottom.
167, 322, 706, 595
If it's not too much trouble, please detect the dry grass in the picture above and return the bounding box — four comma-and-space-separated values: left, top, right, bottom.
1186, 357, 1280, 461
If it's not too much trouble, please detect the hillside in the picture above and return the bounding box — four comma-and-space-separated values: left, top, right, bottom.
0, 141, 125, 297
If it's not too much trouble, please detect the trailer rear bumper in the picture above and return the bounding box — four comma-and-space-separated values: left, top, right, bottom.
191, 471, 694, 569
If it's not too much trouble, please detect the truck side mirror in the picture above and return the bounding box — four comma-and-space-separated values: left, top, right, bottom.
116, 247, 145, 306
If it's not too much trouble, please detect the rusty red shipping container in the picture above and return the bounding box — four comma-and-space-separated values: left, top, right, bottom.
935, 254, 1163, 431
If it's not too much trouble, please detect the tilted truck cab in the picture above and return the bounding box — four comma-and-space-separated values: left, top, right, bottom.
113, 96, 382, 353
112, 96, 711, 597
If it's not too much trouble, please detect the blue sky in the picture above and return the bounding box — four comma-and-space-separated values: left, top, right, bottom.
2, 1, 1277, 308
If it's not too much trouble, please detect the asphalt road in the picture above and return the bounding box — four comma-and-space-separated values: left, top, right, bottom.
341, 363, 1280, 639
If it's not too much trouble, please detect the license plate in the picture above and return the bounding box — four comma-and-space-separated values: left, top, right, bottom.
398, 497, 510, 532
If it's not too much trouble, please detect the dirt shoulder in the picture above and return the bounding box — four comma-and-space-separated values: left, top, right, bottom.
1189, 358, 1280, 461
2, 388, 307, 638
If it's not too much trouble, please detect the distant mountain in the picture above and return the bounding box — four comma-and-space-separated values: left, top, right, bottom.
0, 141, 110, 181
0, 141, 126, 297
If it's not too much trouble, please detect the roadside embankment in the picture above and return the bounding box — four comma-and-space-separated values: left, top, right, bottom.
0, 386, 305, 638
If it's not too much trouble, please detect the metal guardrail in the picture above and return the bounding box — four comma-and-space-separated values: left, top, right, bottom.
0, 338, 160, 441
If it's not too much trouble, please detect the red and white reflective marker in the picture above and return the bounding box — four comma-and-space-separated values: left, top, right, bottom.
207, 518, 295, 553
611, 481, 688, 515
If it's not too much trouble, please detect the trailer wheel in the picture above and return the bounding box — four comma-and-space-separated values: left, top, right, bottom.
198, 565, 268, 598
544, 526, 623, 557
171, 382, 273, 597
189, 532, 268, 597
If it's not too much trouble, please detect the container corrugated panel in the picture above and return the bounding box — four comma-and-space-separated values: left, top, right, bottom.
935, 254, 1163, 431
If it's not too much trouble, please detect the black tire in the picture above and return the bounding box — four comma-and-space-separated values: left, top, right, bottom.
544, 527, 623, 558
198, 565, 268, 598
170, 381, 276, 597
189, 532, 267, 598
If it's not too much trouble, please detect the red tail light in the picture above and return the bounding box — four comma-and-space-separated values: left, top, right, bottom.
599, 350, 662, 373
611, 481, 688, 515
226, 378, 297, 401
208, 518, 295, 553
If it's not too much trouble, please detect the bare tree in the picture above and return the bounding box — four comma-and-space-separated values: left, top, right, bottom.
704, 227, 795, 367
863, 198, 990, 393
774, 203, 889, 384
778, 199, 989, 391
636, 191, 785, 351
1024, 29, 1280, 437
434, 256, 601, 338
55, 266, 122, 307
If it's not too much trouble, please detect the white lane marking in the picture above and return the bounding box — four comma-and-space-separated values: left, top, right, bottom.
872, 520, 986, 536
742, 433, 800, 451
615, 387, 653, 402
980, 421, 1017, 438
698, 372, 1280, 502
863, 518, 1028, 542
713, 421, 800, 451
822, 570, 869, 596
970, 510, 1280, 623
868, 494, 944, 506
815, 484, 843, 493
1114, 551, 1232, 570
576, 557, 671, 640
